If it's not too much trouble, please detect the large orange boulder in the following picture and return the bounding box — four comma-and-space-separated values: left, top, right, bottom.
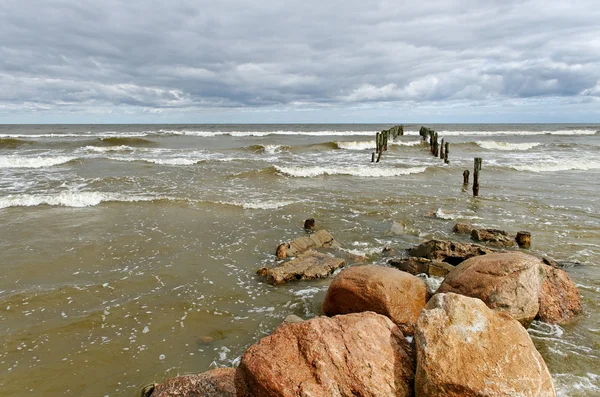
436, 252, 544, 325
322, 265, 428, 335
143, 368, 236, 397
235, 312, 414, 397
537, 265, 583, 324
415, 293, 556, 397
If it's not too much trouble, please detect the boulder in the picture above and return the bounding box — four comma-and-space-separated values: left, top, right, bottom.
304, 218, 316, 233
452, 222, 474, 234
436, 252, 544, 325
388, 257, 455, 278
235, 312, 414, 397
415, 293, 556, 397
470, 228, 515, 247
143, 368, 236, 397
322, 265, 428, 335
407, 239, 493, 265
259, 250, 345, 285
537, 265, 582, 324
275, 230, 339, 259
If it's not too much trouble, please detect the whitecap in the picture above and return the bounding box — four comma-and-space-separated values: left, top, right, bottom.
0, 192, 159, 209
476, 141, 540, 151
275, 165, 427, 178
0, 155, 75, 168
512, 159, 600, 172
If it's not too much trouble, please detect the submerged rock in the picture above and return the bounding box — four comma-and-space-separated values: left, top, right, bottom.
407, 239, 493, 265
537, 265, 583, 324
143, 368, 236, 397
452, 222, 474, 234
415, 293, 556, 397
470, 228, 515, 247
322, 265, 428, 335
275, 229, 339, 259
259, 250, 345, 285
436, 252, 544, 325
303, 218, 316, 233
235, 312, 414, 397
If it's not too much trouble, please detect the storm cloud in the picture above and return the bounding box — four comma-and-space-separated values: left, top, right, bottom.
1, 0, 599, 122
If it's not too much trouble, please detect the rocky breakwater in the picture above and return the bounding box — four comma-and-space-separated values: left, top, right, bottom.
258, 229, 346, 285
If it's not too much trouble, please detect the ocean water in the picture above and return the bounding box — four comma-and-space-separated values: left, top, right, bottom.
0, 123, 599, 396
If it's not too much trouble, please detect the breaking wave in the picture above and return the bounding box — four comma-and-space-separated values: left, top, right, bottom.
0, 155, 76, 168
0, 138, 33, 148
0, 192, 162, 209
335, 140, 422, 151
476, 141, 541, 151
511, 159, 600, 172
216, 199, 297, 210
274, 165, 428, 177
404, 129, 598, 137
99, 137, 155, 146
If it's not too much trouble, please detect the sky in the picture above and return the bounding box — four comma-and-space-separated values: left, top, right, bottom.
1, 0, 599, 124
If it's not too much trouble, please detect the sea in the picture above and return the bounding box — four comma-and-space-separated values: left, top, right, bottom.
0, 123, 599, 396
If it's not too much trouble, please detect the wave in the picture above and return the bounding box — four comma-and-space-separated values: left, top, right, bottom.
0, 192, 162, 209
0, 155, 76, 168
159, 129, 376, 137
98, 137, 155, 146
106, 156, 241, 165
476, 141, 541, 151
0, 138, 33, 148
216, 199, 297, 210
511, 159, 600, 172
0, 131, 151, 139
274, 165, 428, 177
245, 144, 289, 154
404, 129, 598, 137
80, 145, 135, 153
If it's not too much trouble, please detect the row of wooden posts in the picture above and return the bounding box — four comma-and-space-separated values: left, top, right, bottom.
419, 126, 449, 164
371, 125, 404, 163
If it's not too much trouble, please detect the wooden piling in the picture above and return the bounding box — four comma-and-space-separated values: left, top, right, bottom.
440, 138, 445, 159
376, 150, 382, 163
376, 132, 380, 153
383, 131, 388, 151
473, 158, 482, 196
444, 142, 449, 164
371, 152, 375, 162
515, 231, 531, 249
463, 170, 470, 184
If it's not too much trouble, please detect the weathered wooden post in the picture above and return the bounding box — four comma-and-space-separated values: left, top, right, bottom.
376, 132, 380, 153
473, 158, 482, 196
371, 152, 375, 162
515, 231, 531, 248
383, 131, 388, 151
444, 142, 449, 164
463, 170, 470, 184
376, 150, 382, 163
429, 131, 434, 152
440, 138, 445, 159
433, 132, 439, 157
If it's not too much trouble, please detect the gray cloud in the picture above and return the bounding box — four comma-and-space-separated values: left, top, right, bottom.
0, 0, 599, 120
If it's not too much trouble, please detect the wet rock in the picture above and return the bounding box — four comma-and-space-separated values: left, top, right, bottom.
541, 256, 582, 269
322, 265, 428, 335
470, 228, 516, 247
537, 265, 583, 324
282, 314, 304, 325
436, 252, 544, 326
452, 222, 474, 234
235, 312, 415, 397
516, 230, 532, 248
407, 239, 493, 266
303, 218, 316, 233
260, 250, 345, 285
415, 293, 556, 397
275, 230, 340, 259
381, 245, 398, 257
144, 368, 236, 397
389, 257, 456, 278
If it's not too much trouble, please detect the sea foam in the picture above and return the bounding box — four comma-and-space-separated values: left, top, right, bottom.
275, 165, 427, 177
512, 159, 600, 172
0, 192, 157, 209
476, 141, 540, 151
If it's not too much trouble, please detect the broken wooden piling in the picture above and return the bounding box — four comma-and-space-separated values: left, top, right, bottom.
463, 170, 470, 185
473, 158, 482, 196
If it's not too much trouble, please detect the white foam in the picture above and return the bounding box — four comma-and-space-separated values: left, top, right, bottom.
80, 145, 134, 153
0, 155, 75, 168
0, 132, 151, 138
168, 130, 375, 137
218, 200, 296, 210
512, 159, 600, 172
336, 140, 375, 150
0, 192, 158, 209
262, 145, 285, 155
404, 129, 597, 136
477, 141, 540, 151
275, 165, 427, 178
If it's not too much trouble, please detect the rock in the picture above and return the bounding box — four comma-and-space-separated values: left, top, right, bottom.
322, 265, 428, 335
275, 230, 339, 259
452, 222, 474, 234
415, 293, 556, 397
436, 252, 544, 325
303, 218, 316, 233
516, 231, 532, 248
260, 250, 345, 285
144, 368, 236, 397
389, 257, 456, 278
235, 312, 415, 397
282, 314, 304, 325
471, 228, 515, 247
537, 265, 582, 324
381, 245, 397, 257
541, 256, 582, 269
407, 239, 493, 266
